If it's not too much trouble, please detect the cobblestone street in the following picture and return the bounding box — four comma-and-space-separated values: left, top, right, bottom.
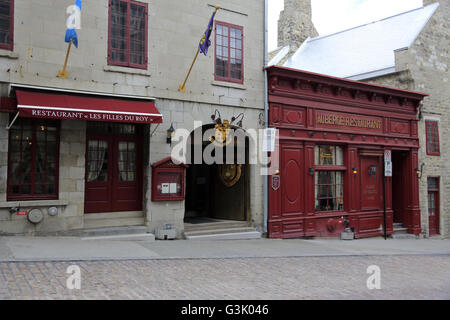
1, 255, 449, 300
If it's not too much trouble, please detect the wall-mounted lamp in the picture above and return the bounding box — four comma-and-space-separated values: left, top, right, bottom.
211, 109, 222, 125
415, 163, 425, 179
309, 167, 315, 176
414, 168, 420, 178
167, 123, 175, 144
231, 113, 245, 128
352, 167, 358, 174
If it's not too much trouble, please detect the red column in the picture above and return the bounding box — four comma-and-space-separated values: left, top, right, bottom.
405, 149, 421, 234
346, 146, 360, 235
304, 142, 315, 216
268, 159, 283, 238
304, 142, 316, 236
384, 149, 394, 235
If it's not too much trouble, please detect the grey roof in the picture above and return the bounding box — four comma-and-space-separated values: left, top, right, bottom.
282, 3, 440, 80
268, 46, 290, 66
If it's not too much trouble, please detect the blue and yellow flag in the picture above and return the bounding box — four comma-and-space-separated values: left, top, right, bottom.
65, 0, 82, 48
199, 8, 218, 56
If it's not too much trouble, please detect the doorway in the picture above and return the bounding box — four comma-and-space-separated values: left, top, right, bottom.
84, 123, 143, 214
391, 150, 408, 224
427, 177, 440, 236
360, 155, 383, 210
184, 125, 249, 222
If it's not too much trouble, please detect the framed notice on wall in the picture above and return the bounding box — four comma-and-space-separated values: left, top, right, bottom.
151, 157, 188, 201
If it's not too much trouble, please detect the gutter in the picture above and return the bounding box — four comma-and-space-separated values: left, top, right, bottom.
263, 0, 269, 234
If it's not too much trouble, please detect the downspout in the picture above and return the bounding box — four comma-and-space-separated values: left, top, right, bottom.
263, 0, 269, 234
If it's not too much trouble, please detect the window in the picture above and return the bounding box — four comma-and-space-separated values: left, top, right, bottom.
314, 145, 344, 212
425, 120, 440, 155
0, 0, 14, 51
108, 0, 148, 69
7, 119, 60, 200
427, 177, 439, 216
215, 21, 243, 83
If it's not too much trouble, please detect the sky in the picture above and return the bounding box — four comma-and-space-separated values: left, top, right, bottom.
268, 0, 424, 51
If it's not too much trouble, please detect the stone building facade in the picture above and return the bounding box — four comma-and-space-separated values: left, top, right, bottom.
365, 0, 449, 238
275, 0, 449, 238
0, 0, 265, 236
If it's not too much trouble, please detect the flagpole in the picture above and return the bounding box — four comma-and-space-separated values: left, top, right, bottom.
178, 48, 200, 93
58, 42, 72, 79
178, 5, 220, 93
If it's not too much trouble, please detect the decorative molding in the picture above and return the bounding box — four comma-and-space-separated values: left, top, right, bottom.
103, 65, 151, 76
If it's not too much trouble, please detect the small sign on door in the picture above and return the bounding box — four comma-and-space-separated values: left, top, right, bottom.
385, 160, 392, 177
161, 183, 170, 194
263, 128, 277, 152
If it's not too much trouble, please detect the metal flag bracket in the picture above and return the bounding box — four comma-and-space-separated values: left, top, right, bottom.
6, 112, 20, 130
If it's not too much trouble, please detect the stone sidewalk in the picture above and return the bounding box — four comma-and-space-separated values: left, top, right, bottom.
0, 236, 449, 262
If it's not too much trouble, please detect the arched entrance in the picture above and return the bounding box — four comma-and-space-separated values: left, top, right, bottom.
184, 124, 250, 223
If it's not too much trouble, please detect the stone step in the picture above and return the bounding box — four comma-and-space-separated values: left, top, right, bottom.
81, 233, 155, 242
184, 227, 256, 237
84, 211, 144, 220
83, 216, 145, 229
184, 221, 250, 232
185, 231, 262, 241
390, 233, 419, 240
393, 227, 408, 234
60, 226, 149, 237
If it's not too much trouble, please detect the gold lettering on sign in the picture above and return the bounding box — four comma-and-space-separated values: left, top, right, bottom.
316, 113, 382, 130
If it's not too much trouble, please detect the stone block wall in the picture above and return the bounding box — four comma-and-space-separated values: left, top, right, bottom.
365, 0, 449, 238
146, 98, 265, 236
0, 119, 85, 235
0, 0, 265, 235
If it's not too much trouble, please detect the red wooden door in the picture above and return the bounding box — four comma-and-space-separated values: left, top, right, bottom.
360, 156, 383, 210
427, 177, 440, 236
85, 134, 142, 214
281, 146, 303, 216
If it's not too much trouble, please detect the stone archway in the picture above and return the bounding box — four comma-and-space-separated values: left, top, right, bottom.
184, 123, 250, 222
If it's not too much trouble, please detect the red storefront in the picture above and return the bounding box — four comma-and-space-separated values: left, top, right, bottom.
267, 66, 428, 239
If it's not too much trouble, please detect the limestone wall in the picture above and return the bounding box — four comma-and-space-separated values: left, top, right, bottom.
278, 0, 318, 50
365, 1, 449, 238
0, 0, 265, 235
0, 0, 264, 110
0, 119, 85, 235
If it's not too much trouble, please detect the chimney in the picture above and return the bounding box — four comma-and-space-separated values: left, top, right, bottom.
278, 0, 318, 50
422, 0, 435, 6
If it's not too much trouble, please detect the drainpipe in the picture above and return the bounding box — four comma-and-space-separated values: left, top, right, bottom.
263, 0, 269, 234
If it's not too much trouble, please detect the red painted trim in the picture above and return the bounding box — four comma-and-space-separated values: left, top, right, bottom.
266, 66, 427, 239
108, 0, 148, 70
7, 118, 60, 201
0, 97, 17, 112
214, 20, 244, 84
84, 126, 144, 213
266, 65, 429, 99
15, 90, 163, 124
427, 176, 440, 236
151, 156, 188, 168
0, 0, 14, 51
151, 168, 186, 202
425, 120, 440, 156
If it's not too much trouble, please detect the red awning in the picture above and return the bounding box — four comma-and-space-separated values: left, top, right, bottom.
15, 90, 163, 124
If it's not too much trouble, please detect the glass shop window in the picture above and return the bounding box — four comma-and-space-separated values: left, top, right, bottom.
7, 118, 60, 200
314, 145, 344, 212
